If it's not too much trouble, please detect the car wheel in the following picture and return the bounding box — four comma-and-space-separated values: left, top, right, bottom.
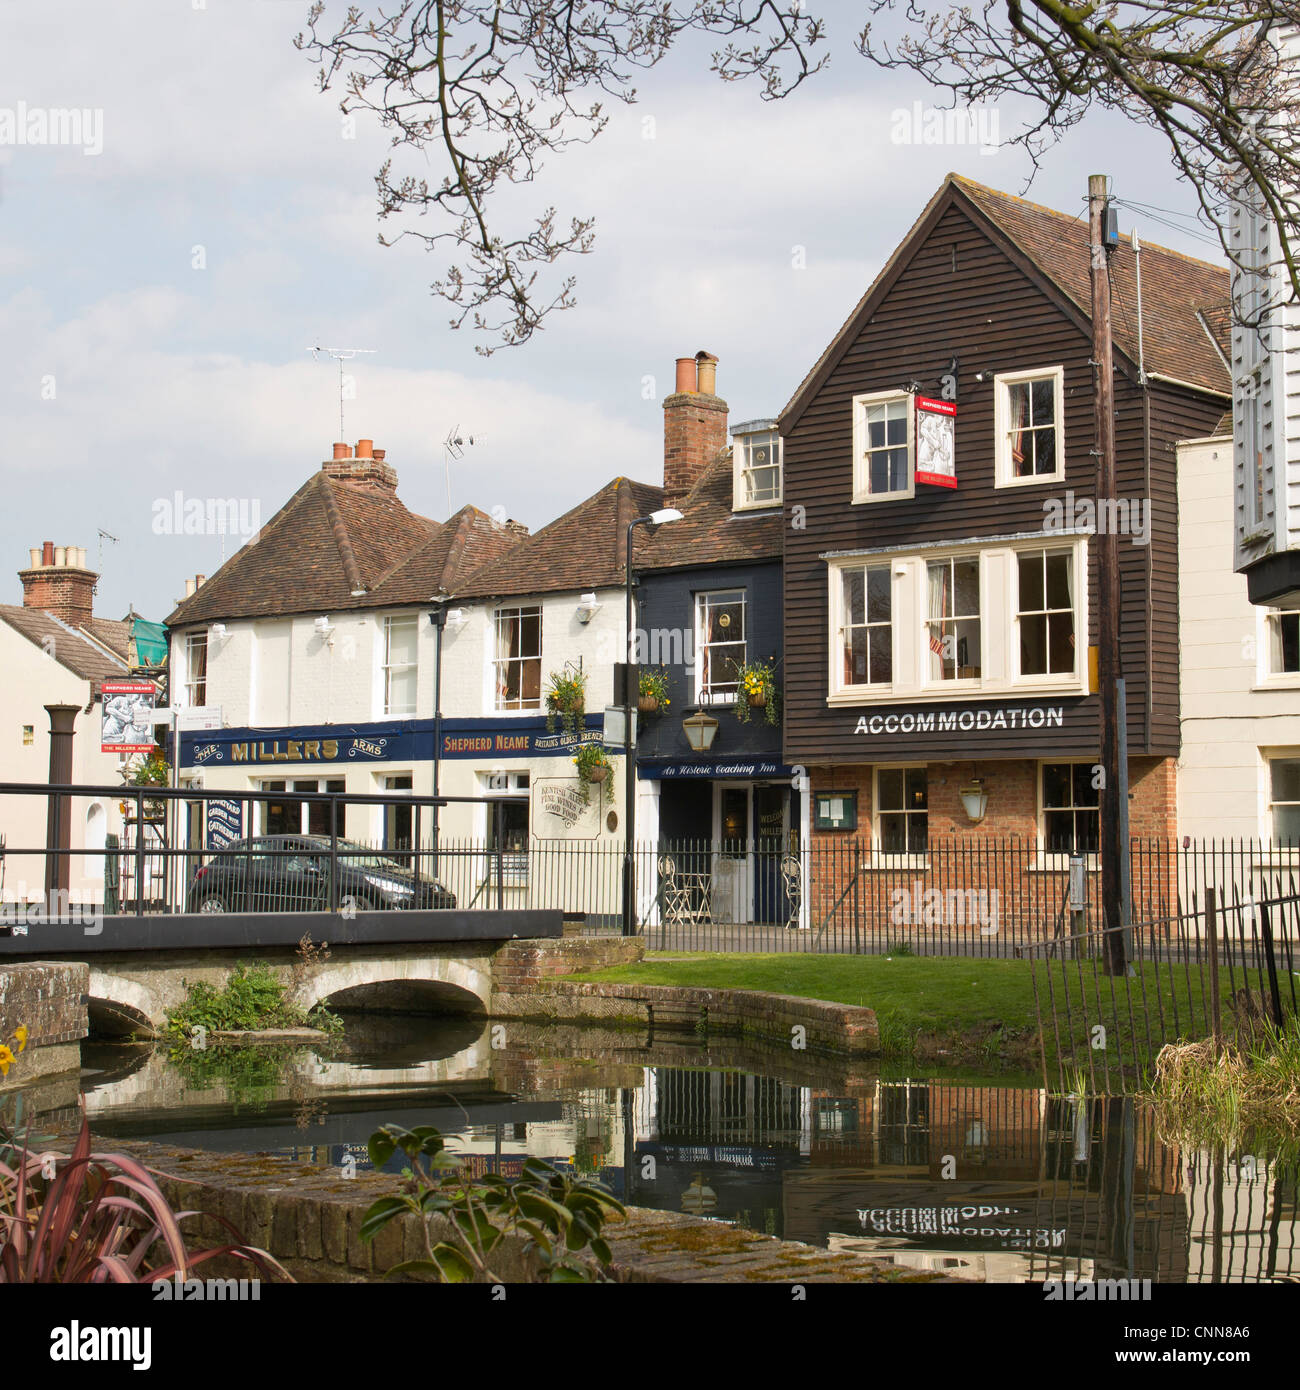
197, 895, 228, 914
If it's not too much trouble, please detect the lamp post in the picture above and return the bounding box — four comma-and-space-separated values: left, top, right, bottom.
622, 509, 683, 937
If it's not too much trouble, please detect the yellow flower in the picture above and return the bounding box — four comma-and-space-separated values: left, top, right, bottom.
0, 1045, 14, 1077
13, 1024, 28, 1053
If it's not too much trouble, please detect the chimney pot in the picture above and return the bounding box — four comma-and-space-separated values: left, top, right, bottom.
674, 357, 697, 394
355, 438, 374, 459
29, 548, 40, 568
42, 541, 54, 566
196, 574, 206, 588
373, 448, 386, 462
185, 578, 195, 598
332, 442, 352, 460
54, 546, 66, 567
695, 351, 718, 396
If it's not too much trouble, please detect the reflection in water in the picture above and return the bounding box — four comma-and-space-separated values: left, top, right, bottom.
69, 1018, 1299, 1284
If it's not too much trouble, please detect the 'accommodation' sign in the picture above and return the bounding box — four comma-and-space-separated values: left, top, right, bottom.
854, 705, 1065, 736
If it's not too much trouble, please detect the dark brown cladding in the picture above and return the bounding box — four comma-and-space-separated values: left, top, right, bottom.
779, 180, 1228, 766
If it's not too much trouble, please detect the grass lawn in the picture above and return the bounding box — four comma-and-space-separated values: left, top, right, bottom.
567, 950, 1278, 1082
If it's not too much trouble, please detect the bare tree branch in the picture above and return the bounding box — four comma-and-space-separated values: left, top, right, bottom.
297, 1, 825, 352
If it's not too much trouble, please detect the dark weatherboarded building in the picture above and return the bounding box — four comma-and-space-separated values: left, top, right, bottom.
779, 175, 1229, 933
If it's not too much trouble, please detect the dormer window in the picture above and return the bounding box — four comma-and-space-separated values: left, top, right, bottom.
732, 420, 783, 511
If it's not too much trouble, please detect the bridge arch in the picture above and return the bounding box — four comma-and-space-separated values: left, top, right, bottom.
86, 970, 163, 1038
305, 955, 490, 1017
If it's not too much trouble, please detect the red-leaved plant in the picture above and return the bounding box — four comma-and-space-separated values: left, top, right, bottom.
0, 1111, 291, 1284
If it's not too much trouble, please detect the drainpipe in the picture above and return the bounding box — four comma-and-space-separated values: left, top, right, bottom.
44, 703, 79, 907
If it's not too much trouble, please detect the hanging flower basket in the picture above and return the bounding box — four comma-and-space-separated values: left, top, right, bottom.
573, 743, 615, 803
638, 666, 670, 716
544, 666, 588, 739
731, 659, 781, 727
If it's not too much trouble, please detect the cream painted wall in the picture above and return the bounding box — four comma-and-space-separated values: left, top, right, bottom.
0, 625, 127, 904
172, 586, 631, 856
1178, 431, 1300, 839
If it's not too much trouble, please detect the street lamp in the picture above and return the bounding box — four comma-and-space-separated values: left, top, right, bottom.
623, 508, 683, 937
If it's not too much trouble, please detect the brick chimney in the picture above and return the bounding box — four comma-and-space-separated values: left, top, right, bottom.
20, 542, 97, 627
663, 350, 728, 506
322, 439, 398, 490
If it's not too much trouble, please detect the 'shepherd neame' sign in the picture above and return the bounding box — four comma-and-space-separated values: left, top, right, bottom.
854, 705, 1065, 736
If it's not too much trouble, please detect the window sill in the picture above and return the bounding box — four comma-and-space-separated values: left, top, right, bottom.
1028, 854, 1098, 873
993, 470, 1065, 490
492, 706, 544, 717
863, 854, 930, 871
1252, 677, 1300, 693
850, 488, 915, 506
732, 499, 782, 514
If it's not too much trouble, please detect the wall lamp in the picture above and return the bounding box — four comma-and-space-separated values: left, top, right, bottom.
682, 710, 720, 753
444, 608, 468, 631
576, 592, 601, 624
209, 623, 228, 640
959, 777, 989, 824
314, 616, 334, 637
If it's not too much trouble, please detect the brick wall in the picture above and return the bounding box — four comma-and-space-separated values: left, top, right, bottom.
805, 756, 1180, 939
19, 566, 97, 626
662, 392, 728, 506
0, 961, 89, 1091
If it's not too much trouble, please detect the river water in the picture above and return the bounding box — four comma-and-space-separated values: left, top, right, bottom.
72, 1015, 1298, 1284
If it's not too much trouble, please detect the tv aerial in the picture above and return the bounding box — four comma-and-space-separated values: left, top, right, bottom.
442, 425, 477, 519
308, 346, 377, 441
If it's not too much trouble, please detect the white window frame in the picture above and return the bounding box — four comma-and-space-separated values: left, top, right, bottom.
1262, 606, 1300, 684
381, 613, 419, 717
184, 631, 208, 707
694, 589, 748, 705
851, 390, 915, 504
1266, 753, 1300, 843
922, 554, 983, 690
732, 430, 783, 511
837, 562, 895, 691
827, 535, 1088, 705
1037, 760, 1101, 868
1014, 547, 1080, 683
492, 605, 543, 713
994, 365, 1065, 488
873, 764, 929, 866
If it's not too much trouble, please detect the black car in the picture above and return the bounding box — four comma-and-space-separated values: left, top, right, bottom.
186, 835, 457, 913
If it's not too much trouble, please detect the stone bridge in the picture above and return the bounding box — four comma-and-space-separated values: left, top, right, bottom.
0, 907, 578, 1038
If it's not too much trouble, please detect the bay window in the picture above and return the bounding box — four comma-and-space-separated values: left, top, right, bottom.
827, 536, 1087, 702
733, 428, 783, 509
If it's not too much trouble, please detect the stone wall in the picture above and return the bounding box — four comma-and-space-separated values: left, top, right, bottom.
0, 961, 88, 1092
492, 979, 880, 1057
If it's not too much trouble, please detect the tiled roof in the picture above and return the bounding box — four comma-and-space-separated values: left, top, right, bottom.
164, 475, 524, 627
456, 476, 665, 599
0, 605, 130, 691
80, 617, 132, 663
955, 176, 1231, 394
782, 174, 1231, 430
639, 455, 783, 571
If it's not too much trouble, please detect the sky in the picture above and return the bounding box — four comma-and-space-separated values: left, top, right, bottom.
0, 1, 1227, 622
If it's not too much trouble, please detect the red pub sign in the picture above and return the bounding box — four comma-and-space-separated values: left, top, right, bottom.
914, 396, 957, 489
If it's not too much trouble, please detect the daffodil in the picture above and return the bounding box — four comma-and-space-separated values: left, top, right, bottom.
0, 1045, 15, 1077
13, 1024, 28, 1053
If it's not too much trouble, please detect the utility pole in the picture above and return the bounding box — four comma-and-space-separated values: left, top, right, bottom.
1088, 174, 1127, 976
